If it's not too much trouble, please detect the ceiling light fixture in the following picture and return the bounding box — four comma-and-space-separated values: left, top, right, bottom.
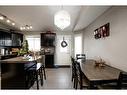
54, 8, 71, 30
0, 13, 16, 26
20, 25, 33, 30
12, 22, 15, 26
6, 19, 10, 23
0, 15, 4, 20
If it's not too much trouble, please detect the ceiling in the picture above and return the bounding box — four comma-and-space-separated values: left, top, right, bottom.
0, 6, 110, 32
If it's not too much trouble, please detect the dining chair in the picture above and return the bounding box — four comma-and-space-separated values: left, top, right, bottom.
117, 72, 127, 89
75, 61, 89, 89
71, 57, 77, 88
98, 72, 127, 89
76, 54, 86, 60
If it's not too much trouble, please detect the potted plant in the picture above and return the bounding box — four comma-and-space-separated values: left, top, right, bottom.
18, 40, 29, 56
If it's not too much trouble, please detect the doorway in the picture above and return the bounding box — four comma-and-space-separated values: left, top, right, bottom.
55, 35, 72, 66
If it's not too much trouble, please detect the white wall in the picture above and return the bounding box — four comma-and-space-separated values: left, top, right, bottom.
82, 6, 127, 72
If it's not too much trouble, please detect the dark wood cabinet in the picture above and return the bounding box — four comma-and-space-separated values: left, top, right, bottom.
41, 32, 56, 47
12, 32, 23, 47
40, 32, 56, 68
0, 29, 23, 47
45, 55, 54, 68
0, 30, 12, 47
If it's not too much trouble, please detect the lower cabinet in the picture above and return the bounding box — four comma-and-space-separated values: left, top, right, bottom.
1, 63, 26, 89
45, 55, 54, 68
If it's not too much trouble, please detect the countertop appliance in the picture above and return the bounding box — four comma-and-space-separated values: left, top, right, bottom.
0, 48, 5, 55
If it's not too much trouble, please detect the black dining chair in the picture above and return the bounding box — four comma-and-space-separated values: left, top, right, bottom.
117, 72, 127, 89
98, 72, 127, 89
76, 54, 86, 60
75, 61, 89, 89
71, 57, 77, 88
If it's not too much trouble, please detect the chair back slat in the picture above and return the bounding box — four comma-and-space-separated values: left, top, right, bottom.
76, 54, 86, 60
75, 61, 82, 82
118, 72, 127, 88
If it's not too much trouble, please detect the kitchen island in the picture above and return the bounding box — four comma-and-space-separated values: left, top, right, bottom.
0, 56, 42, 89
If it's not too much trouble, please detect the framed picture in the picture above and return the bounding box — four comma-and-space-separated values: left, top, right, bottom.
94, 23, 110, 39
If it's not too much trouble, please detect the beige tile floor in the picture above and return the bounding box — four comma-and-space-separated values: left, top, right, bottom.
30, 68, 74, 89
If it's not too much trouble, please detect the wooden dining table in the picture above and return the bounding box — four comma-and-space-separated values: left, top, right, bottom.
77, 59, 122, 88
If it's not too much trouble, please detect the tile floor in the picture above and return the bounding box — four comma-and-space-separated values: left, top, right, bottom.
30, 68, 74, 89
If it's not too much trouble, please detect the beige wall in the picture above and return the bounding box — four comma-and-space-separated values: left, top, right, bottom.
82, 6, 127, 72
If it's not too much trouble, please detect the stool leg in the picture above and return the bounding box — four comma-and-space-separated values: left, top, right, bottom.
72, 72, 73, 82
73, 77, 76, 88
39, 68, 43, 86
75, 77, 78, 89
43, 66, 46, 80
35, 71, 39, 89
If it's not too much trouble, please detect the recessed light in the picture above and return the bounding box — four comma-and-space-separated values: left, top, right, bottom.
20, 27, 23, 30
22, 27, 25, 29
6, 19, 10, 23
27, 27, 30, 29
0, 16, 4, 20
12, 22, 15, 26
30, 26, 32, 29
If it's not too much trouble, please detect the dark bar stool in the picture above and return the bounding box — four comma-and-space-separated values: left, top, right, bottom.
38, 55, 46, 80
41, 55, 46, 80
24, 62, 43, 89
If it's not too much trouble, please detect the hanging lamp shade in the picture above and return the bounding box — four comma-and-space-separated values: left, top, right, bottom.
54, 10, 71, 30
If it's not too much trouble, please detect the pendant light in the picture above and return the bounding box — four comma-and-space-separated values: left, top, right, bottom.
54, 7, 71, 30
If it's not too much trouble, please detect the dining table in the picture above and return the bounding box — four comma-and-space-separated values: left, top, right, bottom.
77, 59, 122, 89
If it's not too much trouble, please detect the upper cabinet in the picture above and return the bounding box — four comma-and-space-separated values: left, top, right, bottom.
41, 32, 56, 47
0, 29, 23, 47
11, 32, 23, 47
0, 29, 12, 47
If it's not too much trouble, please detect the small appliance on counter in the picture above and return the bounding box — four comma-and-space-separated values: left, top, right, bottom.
0, 48, 5, 55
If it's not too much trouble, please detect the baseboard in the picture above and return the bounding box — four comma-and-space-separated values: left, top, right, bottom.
54, 65, 70, 68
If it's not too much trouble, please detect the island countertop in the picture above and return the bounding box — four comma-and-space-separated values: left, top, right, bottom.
0, 56, 42, 64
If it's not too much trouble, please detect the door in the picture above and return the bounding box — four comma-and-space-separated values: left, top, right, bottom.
55, 35, 72, 66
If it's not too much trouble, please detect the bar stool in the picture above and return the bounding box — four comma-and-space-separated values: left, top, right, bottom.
24, 62, 43, 89
38, 55, 46, 80
41, 55, 46, 80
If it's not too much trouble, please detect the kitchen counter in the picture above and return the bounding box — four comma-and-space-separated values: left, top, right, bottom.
0, 54, 17, 60
0, 56, 42, 64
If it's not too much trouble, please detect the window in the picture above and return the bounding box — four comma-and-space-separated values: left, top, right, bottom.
26, 35, 40, 51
